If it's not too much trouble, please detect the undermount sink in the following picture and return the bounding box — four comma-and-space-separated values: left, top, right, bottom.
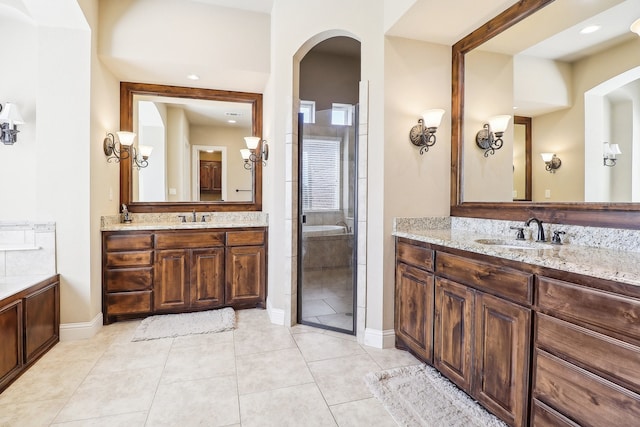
474, 238, 553, 250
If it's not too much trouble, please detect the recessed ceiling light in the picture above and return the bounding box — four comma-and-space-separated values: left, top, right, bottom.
187, 74, 200, 81
227, 119, 237, 124
580, 25, 601, 34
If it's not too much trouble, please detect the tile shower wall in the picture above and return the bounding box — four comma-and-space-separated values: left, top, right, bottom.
0, 222, 56, 277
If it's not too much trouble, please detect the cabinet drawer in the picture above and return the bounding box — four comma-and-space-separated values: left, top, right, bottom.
226, 230, 265, 246
104, 233, 153, 251
105, 268, 153, 292
155, 231, 224, 249
106, 291, 152, 315
106, 251, 153, 267
533, 350, 640, 427
536, 313, 640, 394
436, 252, 532, 304
537, 276, 640, 342
531, 400, 580, 427
397, 241, 434, 272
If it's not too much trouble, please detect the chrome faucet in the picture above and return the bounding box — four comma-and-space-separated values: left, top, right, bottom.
525, 217, 545, 242
192, 210, 197, 222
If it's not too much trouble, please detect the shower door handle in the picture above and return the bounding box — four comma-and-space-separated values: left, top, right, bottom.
301, 215, 306, 224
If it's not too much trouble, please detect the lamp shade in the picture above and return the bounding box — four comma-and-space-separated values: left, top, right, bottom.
0, 103, 24, 125
422, 109, 445, 128
488, 115, 511, 133
116, 131, 136, 146
631, 18, 640, 35
244, 137, 260, 150
609, 143, 622, 155
540, 153, 555, 162
240, 148, 251, 160
139, 145, 153, 158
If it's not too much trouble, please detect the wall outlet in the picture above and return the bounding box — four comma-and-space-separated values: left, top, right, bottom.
545, 189, 551, 198
169, 188, 177, 195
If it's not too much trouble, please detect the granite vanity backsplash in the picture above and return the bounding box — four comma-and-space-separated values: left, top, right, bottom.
395, 216, 640, 253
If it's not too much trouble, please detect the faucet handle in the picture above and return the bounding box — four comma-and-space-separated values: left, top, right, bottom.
201, 214, 210, 222
551, 230, 566, 245
509, 226, 525, 240
177, 215, 187, 223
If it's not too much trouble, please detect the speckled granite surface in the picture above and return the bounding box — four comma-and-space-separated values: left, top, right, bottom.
393, 217, 640, 287
101, 212, 268, 231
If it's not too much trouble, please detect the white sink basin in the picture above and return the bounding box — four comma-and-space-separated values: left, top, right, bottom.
474, 238, 553, 250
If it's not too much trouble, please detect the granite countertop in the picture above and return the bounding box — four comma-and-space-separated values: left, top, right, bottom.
393, 228, 640, 287
0, 275, 54, 300
101, 212, 268, 231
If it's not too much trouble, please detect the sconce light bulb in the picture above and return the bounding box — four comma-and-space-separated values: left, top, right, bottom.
422, 109, 445, 129
488, 115, 511, 133
631, 18, 640, 36
244, 136, 260, 150
116, 131, 136, 146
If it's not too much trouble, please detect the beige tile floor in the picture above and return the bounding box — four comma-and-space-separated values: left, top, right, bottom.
0, 309, 420, 426
301, 267, 355, 331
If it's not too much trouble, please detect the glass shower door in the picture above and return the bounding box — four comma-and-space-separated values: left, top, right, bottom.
297, 106, 357, 334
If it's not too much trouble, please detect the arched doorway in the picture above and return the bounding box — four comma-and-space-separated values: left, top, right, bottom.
296, 36, 361, 335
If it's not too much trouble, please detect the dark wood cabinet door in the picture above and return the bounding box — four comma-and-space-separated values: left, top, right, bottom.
395, 263, 434, 362
155, 249, 190, 311
225, 245, 265, 307
24, 282, 60, 364
0, 300, 23, 391
191, 248, 225, 308
473, 291, 531, 427
434, 277, 474, 391
211, 162, 222, 191
200, 161, 213, 191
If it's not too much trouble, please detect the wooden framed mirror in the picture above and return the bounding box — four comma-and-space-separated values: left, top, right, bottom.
451, 0, 640, 229
119, 82, 263, 212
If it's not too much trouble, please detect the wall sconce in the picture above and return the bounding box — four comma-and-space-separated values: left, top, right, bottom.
0, 103, 25, 145
603, 142, 621, 167
409, 109, 445, 155
241, 136, 268, 170
103, 131, 153, 169
476, 115, 511, 157
631, 18, 640, 36
541, 152, 562, 173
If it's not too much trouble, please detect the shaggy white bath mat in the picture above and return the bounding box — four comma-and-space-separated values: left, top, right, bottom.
365, 364, 508, 427
131, 307, 235, 341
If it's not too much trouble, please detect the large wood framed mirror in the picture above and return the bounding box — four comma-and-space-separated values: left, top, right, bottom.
451, 0, 640, 229
119, 82, 263, 212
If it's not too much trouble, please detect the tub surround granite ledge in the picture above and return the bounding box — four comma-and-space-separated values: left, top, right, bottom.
101, 211, 268, 231
393, 216, 640, 287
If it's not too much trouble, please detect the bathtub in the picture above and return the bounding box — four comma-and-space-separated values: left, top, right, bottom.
302, 224, 347, 237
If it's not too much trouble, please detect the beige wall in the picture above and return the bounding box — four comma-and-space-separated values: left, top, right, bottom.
383, 36, 452, 331
300, 50, 361, 110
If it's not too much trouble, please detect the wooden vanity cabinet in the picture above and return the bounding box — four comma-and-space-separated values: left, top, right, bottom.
154, 231, 225, 312
0, 275, 59, 394
434, 252, 532, 427
103, 228, 266, 323
532, 275, 640, 426
103, 231, 154, 322
225, 230, 266, 307
394, 240, 435, 362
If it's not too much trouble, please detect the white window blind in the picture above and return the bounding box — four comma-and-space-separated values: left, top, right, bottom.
302, 139, 340, 210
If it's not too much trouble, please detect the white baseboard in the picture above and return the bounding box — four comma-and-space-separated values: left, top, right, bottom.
267, 297, 285, 325
363, 328, 395, 349
59, 312, 103, 341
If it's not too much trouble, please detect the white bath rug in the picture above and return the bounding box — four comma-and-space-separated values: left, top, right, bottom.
131, 307, 235, 341
365, 364, 508, 427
